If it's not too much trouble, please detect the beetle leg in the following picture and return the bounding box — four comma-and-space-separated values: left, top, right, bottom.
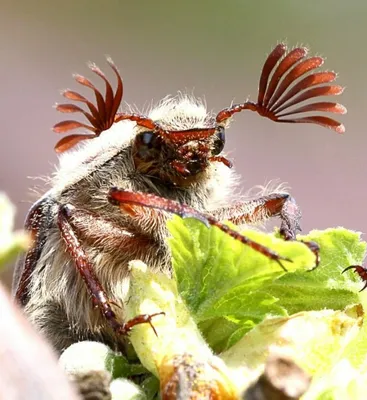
342, 265, 367, 292
108, 188, 292, 271
211, 192, 320, 266
57, 204, 164, 335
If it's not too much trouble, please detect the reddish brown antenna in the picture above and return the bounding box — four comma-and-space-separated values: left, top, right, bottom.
53, 58, 123, 152
53, 43, 346, 153
216, 43, 346, 133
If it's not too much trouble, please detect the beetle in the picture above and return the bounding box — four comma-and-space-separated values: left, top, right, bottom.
13, 43, 345, 353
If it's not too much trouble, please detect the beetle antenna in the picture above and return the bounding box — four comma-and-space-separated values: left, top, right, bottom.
53, 58, 124, 153
216, 43, 346, 133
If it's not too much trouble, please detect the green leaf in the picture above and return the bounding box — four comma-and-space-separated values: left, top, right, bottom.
168, 217, 315, 315
121, 217, 367, 398
140, 376, 160, 400
167, 217, 366, 350
106, 353, 147, 379
264, 228, 365, 315
0, 193, 29, 269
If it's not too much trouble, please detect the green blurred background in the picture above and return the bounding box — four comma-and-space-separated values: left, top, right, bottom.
1, 0, 366, 285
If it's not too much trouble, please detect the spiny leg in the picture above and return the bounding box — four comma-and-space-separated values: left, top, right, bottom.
212, 193, 300, 239
57, 204, 164, 336
107, 188, 292, 271
342, 265, 367, 292
212, 192, 320, 266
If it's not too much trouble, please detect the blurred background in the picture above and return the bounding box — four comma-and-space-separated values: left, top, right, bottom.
1, 0, 366, 286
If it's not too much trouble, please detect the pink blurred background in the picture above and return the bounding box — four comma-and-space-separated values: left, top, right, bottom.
1, 0, 366, 284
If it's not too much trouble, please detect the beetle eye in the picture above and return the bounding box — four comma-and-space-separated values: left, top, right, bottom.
135, 131, 161, 160
139, 131, 155, 146
212, 127, 225, 155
